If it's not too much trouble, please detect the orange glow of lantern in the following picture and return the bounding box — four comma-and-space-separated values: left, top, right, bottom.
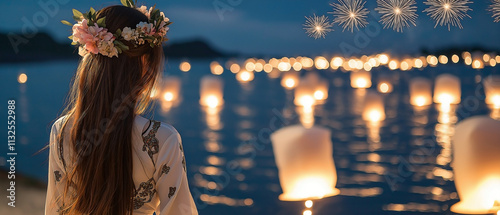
377, 82, 393, 94
294, 80, 316, 107
362, 91, 385, 123
330, 57, 344, 69
483, 76, 500, 108
210, 61, 224, 75
236, 70, 254, 83
161, 77, 181, 102
409, 78, 433, 107
278, 62, 292, 72
378, 54, 389, 64
200, 76, 224, 108
452, 54, 460, 63
18, 73, 27, 84
281, 71, 300, 90
434, 74, 461, 105
230, 64, 241, 74
313, 80, 329, 101
179, 61, 191, 72
314, 56, 329, 70
350, 70, 372, 89
473, 59, 484, 69
451, 116, 500, 214
271, 125, 340, 201
301, 57, 314, 68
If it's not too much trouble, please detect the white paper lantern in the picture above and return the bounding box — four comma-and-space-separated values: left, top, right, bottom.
409, 77, 433, 107
434, 74, 461, 105
451, 116, 500, 214
161, 77, 181, 102
200, 76, 224, 108
271, 125, 339, 201
362, 91, 386, 122
294, 80, 316, 107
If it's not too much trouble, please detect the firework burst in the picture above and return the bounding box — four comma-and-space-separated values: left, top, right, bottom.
423, 0, 473, 30
375, 0, 418, 32
303, 14, 334, 39
329, 0, 370, 32
490, 0, 500, 22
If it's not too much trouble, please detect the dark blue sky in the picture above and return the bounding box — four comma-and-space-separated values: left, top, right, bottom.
1, 0, 499, 56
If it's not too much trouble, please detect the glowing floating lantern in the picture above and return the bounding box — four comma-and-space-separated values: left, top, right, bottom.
350, 70, 372, 89
313, 80, 329, 102
179, 61, 191, 72
314, 56, 329, 70
377, 76, 393, 94
294, 79, 317, 107
236, 70, 254, 83
210, 61, 224, 75
451, 116, 500, 214
18, 73, 27, 84
281, 71, 300, 90
410, 78, 433, 107
161, 76, 181, 102
200, 76, 224, 108
434, 74, 461, 105
484, 76, 500, 108
271, 125, 340, 201
362, 91, 385, 123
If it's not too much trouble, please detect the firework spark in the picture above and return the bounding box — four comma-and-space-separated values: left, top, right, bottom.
423, 0, 473, 30
329, 0, 370, 32
303, 14, 334, 39
490, 0, 500, 22
375, 0, 418, 32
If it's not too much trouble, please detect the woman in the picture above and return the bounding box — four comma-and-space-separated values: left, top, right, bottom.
44, 3, 198, 215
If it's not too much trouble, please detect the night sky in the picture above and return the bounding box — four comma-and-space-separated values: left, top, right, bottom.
1, 0, 499, 56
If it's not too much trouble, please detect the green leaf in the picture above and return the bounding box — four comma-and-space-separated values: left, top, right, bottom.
89, 7, 95, 14
120, 0, 128, 6
71, 42, 77, 45
68, 35, 73, 40
115, 29, 122, 37
61, 20, 73, 26
96, 17, 106, 27
72, 9, 83, 19
114, 40, 129, 51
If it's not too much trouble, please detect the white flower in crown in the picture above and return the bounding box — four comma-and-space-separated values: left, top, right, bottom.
160, 12, 170, 22
137, 5, 150, 18
98, 40, 119, 58
136, 22, 155, 35
121, 27, 137, 41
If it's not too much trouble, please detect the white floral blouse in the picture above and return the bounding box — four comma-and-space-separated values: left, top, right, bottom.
45, 115, 198, 215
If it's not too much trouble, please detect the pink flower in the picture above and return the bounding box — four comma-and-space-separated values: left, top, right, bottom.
85, 42, 99, 54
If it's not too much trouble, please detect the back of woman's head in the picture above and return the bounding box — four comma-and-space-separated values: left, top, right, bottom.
54, 5, 165, 215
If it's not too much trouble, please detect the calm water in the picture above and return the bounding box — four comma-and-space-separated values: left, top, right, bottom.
0, 59, 497, 215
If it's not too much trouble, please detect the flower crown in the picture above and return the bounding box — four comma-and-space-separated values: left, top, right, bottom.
62, 0, 172, 58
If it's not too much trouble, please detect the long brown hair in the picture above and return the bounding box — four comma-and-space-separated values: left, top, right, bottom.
53, 5, 164, 214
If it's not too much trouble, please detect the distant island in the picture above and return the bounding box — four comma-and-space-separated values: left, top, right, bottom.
0, 32, 237, 63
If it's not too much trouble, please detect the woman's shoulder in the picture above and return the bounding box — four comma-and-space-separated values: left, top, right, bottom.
51, 114, 70, 132
136, 115, 181, 144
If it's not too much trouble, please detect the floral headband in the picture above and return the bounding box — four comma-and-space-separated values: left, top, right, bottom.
62, 0, 172, 58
